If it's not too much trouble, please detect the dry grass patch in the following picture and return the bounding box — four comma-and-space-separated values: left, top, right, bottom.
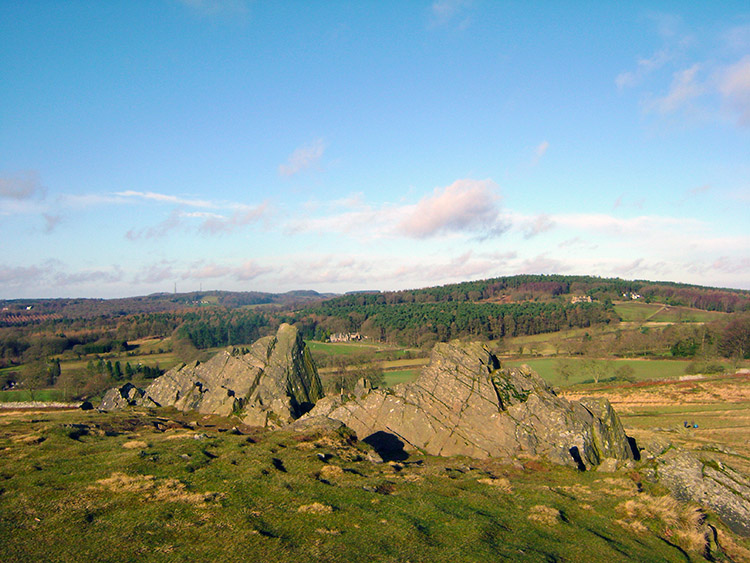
95, 472, 221, 505
527, 505, 560, 526
600, 477, 638, 497
616, 494, 707, 554
122, 440, 148, 449
477, 477, 512, 493
298, 502, 333, 514
318, 464, 344, 481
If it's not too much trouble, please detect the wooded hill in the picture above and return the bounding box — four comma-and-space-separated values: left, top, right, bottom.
1, 276, 749, 371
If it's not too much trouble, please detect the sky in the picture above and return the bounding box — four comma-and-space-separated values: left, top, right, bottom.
1, 1, 749, 299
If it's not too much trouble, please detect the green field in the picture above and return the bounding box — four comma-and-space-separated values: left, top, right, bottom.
383, 369, 420, 387
613, 301, 727, 323
503, 357, 699, 387
0, 389, 65, 402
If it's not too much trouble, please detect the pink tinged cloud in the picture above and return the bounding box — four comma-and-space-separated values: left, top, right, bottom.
719, 56, 750, 126
397, 179, 506, 238
0, 171, 46, 200
650, 64, 704, 114
198, 202, 268, 234
278, 139, 325, 177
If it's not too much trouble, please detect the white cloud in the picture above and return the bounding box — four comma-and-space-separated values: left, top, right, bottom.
116, 190, 215, 209
278, 139, 326, 177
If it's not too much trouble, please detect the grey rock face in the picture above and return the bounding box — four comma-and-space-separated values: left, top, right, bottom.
100, 383, 145, 411
100, 324, 323, 428
308, 341, 633, 468
655, 447, 750, 536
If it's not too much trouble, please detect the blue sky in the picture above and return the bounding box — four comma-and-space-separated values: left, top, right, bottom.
1, 1, 749, 298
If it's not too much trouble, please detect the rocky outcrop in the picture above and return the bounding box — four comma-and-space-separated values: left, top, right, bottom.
100, 383, 144, 411
648, 445, 750, 537
100, 324, 323, 428
306, 340, 633, 468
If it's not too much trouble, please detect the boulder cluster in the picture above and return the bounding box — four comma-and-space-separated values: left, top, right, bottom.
101, 324, 632, 469
101, 324, 323, 428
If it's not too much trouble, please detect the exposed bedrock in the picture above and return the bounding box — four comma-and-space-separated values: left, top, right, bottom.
306, 340, 634, 469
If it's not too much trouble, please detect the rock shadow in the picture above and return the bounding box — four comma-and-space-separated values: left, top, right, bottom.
569, 446, 586, 471
363, 431, 409, 462
627, 436, 641, 461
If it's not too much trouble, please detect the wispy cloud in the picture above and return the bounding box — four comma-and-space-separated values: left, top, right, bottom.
429, 0, 472, 28
278, 139, 326, 177
616, 48, 673, 90
648, 64, 704, 115
197, 203, 269, 234
522, 214, 555, 239
43, 214, 62, 233
116, 190, 215, 208
0, 171, 46, 201
182, 259, 273, 281
718, 55, 750, 126
126, 210, 183, 240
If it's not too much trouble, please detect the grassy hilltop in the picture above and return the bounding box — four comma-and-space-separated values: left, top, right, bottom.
1, 275, 750, 560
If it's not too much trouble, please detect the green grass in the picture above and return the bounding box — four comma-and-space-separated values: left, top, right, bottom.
305, 341, 382, 356
0, 408, 739, 562
383, 369, 420, 387
613, 301, 727, 323
503, 358, 695, 387
0, 389, 65, 402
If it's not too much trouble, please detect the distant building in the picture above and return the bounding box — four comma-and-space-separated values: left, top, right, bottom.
570, 295, 592, 304
329, 332, 363, 343
622, 292, 642, 300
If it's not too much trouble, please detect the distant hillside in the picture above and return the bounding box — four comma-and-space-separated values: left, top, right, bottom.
0, 290, 334, 325
311, 275, 750, 313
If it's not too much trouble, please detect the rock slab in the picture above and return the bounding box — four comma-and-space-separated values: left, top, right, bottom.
308, 341, 633, 468
101, 324, 323, 428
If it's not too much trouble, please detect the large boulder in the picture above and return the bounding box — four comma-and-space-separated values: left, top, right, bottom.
307, 341, 633, 468
652, 446, 750, 536
101, 324, 323, 428
100, 382, 144, 411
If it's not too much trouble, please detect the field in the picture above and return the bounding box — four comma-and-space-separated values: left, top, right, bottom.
613, 301, 728, 323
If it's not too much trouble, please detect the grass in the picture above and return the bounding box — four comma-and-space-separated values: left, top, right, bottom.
383, 369, 420, 387
614, 301, 727, 323
0, 389, 65, 402
0, 407, 742, 562
305, 341, 386, 356
503, 358, 694, 387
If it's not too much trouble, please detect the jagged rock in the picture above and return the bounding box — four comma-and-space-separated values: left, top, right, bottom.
99, 324, 323, 428
654, 446, 750, 536
307, 341, 633, 468
100, 383, 145, 411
